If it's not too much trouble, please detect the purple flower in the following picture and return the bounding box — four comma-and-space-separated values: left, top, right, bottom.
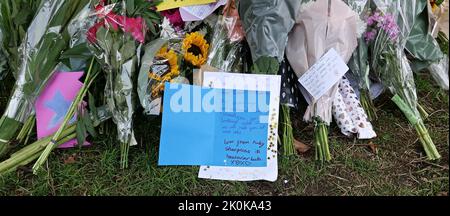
364, 10, 400, 43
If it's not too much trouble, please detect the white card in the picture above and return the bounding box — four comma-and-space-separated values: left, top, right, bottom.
298, 48, 349, 101
198, 72, 281, 182
180, 0, 227, 22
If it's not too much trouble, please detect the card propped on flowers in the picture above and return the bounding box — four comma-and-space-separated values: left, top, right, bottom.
158, 82, 271, 167
198, 72, 281, 182
35, 71, 89, 148
156, 0, 216, 12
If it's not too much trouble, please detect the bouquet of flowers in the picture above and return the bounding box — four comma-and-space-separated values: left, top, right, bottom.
345, 0, 378, 121
138, 38, 183, 115
207, 0, 246, 72
0, 0, 92, 157
286, 0, 360, 161
369, 0, 440, 160
86, 0, 161, 168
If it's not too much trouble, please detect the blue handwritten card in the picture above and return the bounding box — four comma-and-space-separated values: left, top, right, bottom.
158, 83, 270, 167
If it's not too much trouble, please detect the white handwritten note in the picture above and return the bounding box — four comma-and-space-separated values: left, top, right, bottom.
298, 48, 349, 101
180, 0, 227, 22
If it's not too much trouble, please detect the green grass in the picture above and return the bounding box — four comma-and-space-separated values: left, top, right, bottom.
0, 73, 448, 196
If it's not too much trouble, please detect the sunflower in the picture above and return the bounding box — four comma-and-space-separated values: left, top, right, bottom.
430, 0, 443, 12
182, 32, 210, 67
149, 46, 180, 98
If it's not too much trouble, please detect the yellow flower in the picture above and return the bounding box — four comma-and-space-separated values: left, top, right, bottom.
182, 32, 209, 67
149, 46, 180, 98
430, 0, 440, 12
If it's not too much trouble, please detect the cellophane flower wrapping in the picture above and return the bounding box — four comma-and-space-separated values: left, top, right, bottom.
87, 1, 147, 167
138, 38, 183, 115
207, 0, 245, 72
0, 0, 92, 155
404, 0, 443, 72
239, 0, 300, 68
371, 0, 441, 159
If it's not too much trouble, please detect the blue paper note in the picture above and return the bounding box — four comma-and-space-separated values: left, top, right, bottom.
158, 83, 270, 167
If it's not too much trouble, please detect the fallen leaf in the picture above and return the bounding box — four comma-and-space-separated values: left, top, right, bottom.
294, 139, 311, 153
437, 192, 448, 196
368, 141, 378, 154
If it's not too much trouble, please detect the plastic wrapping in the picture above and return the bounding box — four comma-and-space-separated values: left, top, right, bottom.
345, 1, 372, 93
402, 0, 444, 72
372, 0, 422, 117
371, 0, 441, 159
238, 0, 300, 63
86, 1, 147, 156
207, 6, 245, 72
428, 54, 449, 90
3, 0, 91, 123
138, 38, 183, 115
0, 0, 43, 80
286, 0, 358, 124
0, 0, 92, 155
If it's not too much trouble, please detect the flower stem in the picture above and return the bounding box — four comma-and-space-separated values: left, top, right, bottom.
281, 105, 295, 156
32, 58, 97, 174
360, 89, 377, 121
417, 103, 429, 120
414, 120, 440, 160
314, 120, 331, 162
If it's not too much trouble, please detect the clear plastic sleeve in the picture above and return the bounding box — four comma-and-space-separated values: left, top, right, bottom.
86, 1, 146, 148
207, 15, 244, 72
138, 38, 183, 115
4, 0, 92, 123
428, 54, 449, 90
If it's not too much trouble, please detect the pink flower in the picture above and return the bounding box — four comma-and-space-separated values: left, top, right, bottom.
87, 21, 105, 43
87, 4, 148, 44
122, 17, 147, 43
161, 9, 184, 30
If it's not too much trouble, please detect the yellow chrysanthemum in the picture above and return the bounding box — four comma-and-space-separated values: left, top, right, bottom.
182, 32, 209, 67
149, 46, 180, 98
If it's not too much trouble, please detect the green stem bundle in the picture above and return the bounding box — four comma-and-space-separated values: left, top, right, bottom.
360, 89, 378, 121
0, 125, 76, 175
32, 58, 98, 174
314, 120, 331, 162
281, 104, 295, 156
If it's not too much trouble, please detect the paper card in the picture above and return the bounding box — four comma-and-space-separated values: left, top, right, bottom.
156, 0, 216, 12
158, 83, 270, 167
199, 72, 281, 182
35, 72, 89, 148
180, 0, 227, 22
298, 48, 349, 101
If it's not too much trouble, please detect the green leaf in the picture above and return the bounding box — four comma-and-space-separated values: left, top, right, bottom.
83, 112, 97, 138
251, 56, 279, 75
76, 117, 86, 147
60, 43, 91, 60
88, 91, 98, 117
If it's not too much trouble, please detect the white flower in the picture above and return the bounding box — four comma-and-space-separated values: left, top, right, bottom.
356, 16, 367, 39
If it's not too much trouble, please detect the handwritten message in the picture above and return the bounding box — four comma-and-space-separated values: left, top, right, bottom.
217, 113, 267, 167
298, 48, 349, 101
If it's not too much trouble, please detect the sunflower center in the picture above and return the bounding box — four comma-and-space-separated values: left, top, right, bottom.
188, 45, 202, 56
